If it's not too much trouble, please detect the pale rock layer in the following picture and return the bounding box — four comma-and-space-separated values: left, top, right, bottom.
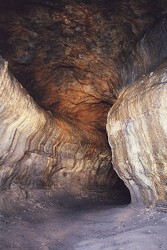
0, 56, 115, 195
107, 61, 167, 207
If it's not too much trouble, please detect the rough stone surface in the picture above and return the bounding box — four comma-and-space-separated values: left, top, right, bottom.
1, 2, 167, 249
0, 56, 118, 196
0, 0, 164, 132
0, 0, 167, 206
122, 15, 167, 86
107, 61, 167, 207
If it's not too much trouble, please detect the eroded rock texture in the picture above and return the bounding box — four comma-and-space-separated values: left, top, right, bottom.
107, 13, 167, 207
0, 56, 118, 196
107, 62, 167, 207
0, 0, 165, 127
107, 54, 167, 207
0, 0, 167, 206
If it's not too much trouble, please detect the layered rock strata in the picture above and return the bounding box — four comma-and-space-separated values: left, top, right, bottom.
0, 0, 167, 206
122, 15, 167, 86
107, 61, 167, 207
0, 56, 116, 195
1, 0, 160, 198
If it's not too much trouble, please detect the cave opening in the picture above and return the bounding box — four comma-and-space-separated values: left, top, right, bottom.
0, 0, 133, 207
1, 1, 167, 249
0, 0, 166, 211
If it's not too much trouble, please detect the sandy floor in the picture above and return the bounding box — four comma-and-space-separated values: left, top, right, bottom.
0, 190, 167, 250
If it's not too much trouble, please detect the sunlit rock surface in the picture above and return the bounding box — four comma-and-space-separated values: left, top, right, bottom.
107, 61, 167, 207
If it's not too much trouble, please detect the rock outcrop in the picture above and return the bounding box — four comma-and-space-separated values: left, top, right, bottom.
107, 60, 167, 207
107, 14, 167, 208
0, 0, 167, 207
0, 56, 119, 196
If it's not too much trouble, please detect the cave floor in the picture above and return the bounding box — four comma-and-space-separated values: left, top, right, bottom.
0, 191, 167, 250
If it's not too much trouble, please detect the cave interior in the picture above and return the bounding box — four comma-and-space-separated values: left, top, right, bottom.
1, 1, 167, 249
0, 0, 167, 213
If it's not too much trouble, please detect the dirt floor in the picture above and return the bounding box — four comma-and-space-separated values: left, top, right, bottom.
0, 189, 167, 250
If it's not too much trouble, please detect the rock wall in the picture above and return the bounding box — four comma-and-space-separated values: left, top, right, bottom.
0, 56, 118, 196
107, 61, 167, 208
122, 15, 167, 86
107, 14, 167, 207
0, 0, 167, 206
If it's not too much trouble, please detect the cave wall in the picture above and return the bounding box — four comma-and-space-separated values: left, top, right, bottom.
107, 13, 167, 207
107, 61, 167, 207
0, 0, 167, 206
0, 57, 117, 196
